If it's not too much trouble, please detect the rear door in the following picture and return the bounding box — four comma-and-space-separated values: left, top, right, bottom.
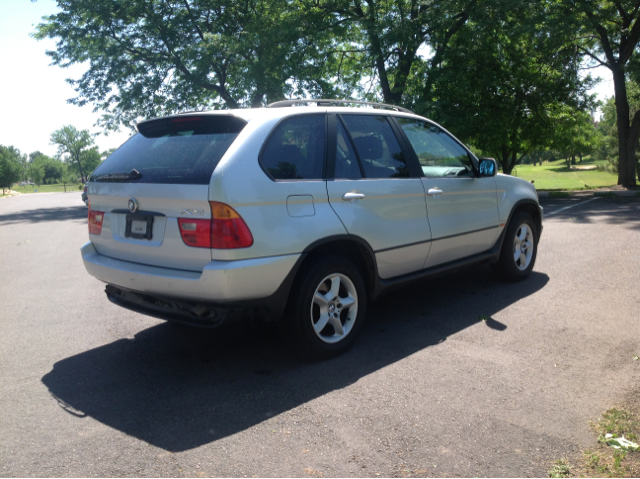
393, 117, 500, 269
326, 114, 431, 279
87, 114, 246, 271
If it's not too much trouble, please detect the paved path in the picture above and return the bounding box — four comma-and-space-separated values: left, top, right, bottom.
1, 193, 638, 477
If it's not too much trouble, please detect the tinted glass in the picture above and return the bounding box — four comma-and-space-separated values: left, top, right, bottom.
261, 115, 326, 180
341, 115, 409, 178
90, 116, 246, 184
397, 118, 473, 178
335, 120, 363, 179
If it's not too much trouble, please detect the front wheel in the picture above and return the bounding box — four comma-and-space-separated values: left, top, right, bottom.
282, 255, 367, 360
491, 212, 538, 281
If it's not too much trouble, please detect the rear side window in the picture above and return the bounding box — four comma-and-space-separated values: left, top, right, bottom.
341, 115, 410, 178
261, 115, 326, 180
90, 116, 246, 185
335, 120, 363, 179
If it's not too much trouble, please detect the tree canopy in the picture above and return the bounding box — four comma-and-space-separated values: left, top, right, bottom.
424, 1, 595, 173
36, 0, 637, 185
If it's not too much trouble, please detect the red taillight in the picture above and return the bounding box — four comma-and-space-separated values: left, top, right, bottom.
210, 202, 253, 249
178, 218, 212, 248
177, 202, 253, 249
88, 209, 104, 235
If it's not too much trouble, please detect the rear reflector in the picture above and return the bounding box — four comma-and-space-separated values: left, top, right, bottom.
88, 209, 104, 235
177, 202, 253, 249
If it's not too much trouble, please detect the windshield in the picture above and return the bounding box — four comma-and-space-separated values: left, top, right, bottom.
90, 115, 246, 184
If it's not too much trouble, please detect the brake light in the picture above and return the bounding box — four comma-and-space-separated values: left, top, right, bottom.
171, 116, 202, 123
177, 202, 253, 249
88, 209, 104, 235
210, 202, 253, 249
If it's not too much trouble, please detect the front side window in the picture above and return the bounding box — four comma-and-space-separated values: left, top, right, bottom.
341, 115, 410, 179
261, 115, 326, 180
397, 118, 473, 178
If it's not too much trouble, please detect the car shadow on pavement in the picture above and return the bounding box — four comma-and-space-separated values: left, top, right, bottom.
0, 206, 87, 225
42, 265, 548, 452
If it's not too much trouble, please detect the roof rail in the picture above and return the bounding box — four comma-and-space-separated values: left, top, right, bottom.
266, 99, 414, 114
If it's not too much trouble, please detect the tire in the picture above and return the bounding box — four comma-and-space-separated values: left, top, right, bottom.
282, 255, 367, 360
491, 212, 538, 281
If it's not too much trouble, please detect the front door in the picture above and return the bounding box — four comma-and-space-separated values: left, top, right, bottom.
393, 117, 500, 269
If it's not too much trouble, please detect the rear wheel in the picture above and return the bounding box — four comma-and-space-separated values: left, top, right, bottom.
492, 212, 538, 281
282, 255, 367, 360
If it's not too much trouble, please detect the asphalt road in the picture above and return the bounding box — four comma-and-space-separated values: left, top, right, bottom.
1, 192, 638, 477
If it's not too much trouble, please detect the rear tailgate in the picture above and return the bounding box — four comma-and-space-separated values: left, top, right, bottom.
87, 114, 246, 272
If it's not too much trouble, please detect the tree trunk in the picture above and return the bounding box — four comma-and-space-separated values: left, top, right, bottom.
612, 67, 638, 187
498, 148, 516, 175
74, 155, 86, 183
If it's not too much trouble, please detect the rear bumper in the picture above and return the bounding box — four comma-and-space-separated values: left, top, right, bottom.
81, 241, 300, 303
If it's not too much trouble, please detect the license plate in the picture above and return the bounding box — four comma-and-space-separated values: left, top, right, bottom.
125, 214, 154, 240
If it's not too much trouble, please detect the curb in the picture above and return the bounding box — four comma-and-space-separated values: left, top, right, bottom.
0, 191, 20, 199
537, 190, 639, 198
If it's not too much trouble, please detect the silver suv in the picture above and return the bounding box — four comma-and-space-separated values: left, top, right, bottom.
82, 100, 542, 359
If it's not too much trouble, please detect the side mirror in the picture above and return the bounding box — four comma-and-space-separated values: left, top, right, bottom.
478, 158, 497, 177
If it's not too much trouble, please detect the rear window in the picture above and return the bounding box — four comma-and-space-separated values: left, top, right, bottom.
90, 116, 246, 184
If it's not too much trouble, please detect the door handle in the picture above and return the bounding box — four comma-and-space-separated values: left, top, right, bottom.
342, 191, 366, 201
427, 188, 443, 197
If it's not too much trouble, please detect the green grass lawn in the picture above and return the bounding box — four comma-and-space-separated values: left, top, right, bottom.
513, 158, 620, 190
11, 183, 84, 194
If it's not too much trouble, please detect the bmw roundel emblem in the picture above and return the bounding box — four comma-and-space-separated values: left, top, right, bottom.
128, 198, 139, 213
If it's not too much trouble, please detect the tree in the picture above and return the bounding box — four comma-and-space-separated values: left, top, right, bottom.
560, 0, 640, 187
427, 1, 595, 174
78, 147, 102, 179
28, 163, 45, 186
34, 0, 345, 130
29, 152, 64, 184
60, 164, 75, 192
0, 146, 23, 194
50, 126, 96, 182
550, 109, 598, 167
35, 0, 489, 129
312, 0, 481, 106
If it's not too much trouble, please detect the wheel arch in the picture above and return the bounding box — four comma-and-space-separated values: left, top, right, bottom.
295, 235, 379, 302
509, 199, 542, 240
490, 199, 542, 264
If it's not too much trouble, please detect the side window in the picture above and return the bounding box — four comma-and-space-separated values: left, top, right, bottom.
397, 118, 473, 178
341, 115, 410, 179
335, 119, 363, 179
261, 115, 326, 180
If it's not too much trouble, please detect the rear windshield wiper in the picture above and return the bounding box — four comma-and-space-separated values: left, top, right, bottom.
92, 169, 143, 182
